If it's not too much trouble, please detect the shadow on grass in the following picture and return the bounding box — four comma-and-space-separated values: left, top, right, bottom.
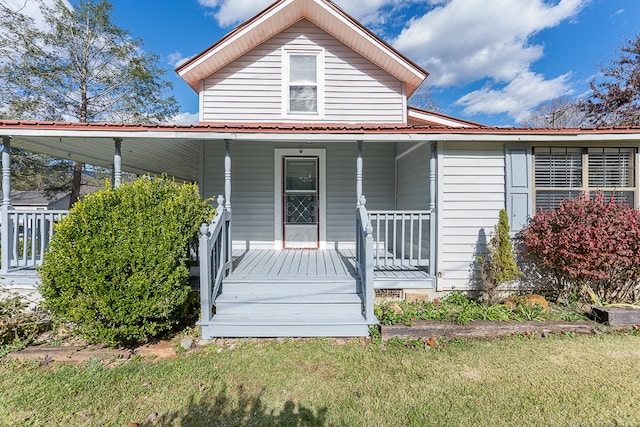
146, 385, 329, 427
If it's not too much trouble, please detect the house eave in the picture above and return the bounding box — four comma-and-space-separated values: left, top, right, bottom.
175, 0, 428, 96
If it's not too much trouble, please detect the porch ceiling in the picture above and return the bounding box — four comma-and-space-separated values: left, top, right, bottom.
6, 134, 202, 182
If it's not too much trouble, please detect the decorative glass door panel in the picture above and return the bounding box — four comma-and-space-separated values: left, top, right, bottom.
284, 157, 319, 248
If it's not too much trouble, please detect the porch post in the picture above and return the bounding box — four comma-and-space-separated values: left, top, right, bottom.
113, 138, 122, 188
356, 140, 363, 207
429, 142, 436, 211
1, 136, 12, 273
224, 139, 232, 272
429, 142, 437, 277
224, 139, 231, 212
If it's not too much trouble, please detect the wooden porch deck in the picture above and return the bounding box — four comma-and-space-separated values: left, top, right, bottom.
230, 249, 433, 288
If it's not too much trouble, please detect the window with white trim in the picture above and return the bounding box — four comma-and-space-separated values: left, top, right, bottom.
533, 147, 637, 210
283, 49, 323, 117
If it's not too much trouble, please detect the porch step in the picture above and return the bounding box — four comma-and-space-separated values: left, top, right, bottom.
202, 313, 370, 338
214, 293, 362, 316
221, 278, 357, 296
200, 276, 371, 338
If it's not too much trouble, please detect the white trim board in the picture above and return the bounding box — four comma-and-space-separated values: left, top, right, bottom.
274, 148, 327, 250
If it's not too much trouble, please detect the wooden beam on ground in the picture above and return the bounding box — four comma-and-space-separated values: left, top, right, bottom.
381, 320, 598, 340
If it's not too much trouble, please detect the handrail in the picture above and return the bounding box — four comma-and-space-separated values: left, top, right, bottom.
355, 195, 376, 324
197, 195, 232, 326
1, 208, 69, 272
368, 209, 431, 268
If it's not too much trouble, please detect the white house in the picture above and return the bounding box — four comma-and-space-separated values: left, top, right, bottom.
2, 0, 640, 337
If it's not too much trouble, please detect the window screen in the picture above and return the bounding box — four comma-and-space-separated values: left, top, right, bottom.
534, 146, 636, 210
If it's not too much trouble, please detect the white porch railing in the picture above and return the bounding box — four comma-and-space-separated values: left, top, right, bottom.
1, 209, 69, 272
368, 210, 433, 270
197, 196, 232, 326
355, 196, 376, 323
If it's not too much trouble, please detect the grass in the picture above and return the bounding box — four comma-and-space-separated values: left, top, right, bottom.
2, 333, 640, 426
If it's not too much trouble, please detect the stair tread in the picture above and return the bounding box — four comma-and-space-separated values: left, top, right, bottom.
224, 276, 356, 283
200, 323, 370, 338
216, 293, 362, 304
204, 312, 368, 326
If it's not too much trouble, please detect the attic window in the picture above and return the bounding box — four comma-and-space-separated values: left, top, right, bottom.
284, 49, 324, 117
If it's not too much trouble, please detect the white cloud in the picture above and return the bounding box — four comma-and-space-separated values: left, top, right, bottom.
196, 0, 414, 28
393, 0, 587, 86
167, 51, 192, 68
455, 70, 573, 122
168, 112, 200, 125
197, 0, 271, 27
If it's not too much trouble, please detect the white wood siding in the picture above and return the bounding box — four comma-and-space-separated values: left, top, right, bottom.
203, 141, 276, 247
437, 142, 506, 291
325, 142, 395, 244
397, 143, 430, 210
201, 20, 405, 123
202, 141, 396, 249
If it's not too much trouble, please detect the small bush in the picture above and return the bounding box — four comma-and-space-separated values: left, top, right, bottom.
519, 192, 640, 304
39, 177, 214, 346
477, 209, 521, 304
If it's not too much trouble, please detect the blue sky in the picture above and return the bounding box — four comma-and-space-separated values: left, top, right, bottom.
13, 0, 640, 126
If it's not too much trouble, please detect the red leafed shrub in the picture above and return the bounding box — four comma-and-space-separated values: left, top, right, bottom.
519, 192, 640, 304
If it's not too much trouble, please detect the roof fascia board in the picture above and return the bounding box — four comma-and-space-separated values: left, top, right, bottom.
310, 0, 426, 83
408, 110, 473, 128
3, 128, 640, 143
177, 0, 295, 86
177, 0, 427, 94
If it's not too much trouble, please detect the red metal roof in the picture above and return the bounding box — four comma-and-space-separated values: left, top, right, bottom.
2, 120, 640, 135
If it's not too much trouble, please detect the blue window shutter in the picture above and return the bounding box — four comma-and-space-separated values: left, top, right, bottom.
505, 144, 532, 233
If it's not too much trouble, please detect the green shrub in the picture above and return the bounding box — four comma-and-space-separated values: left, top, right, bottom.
477, 209, 521, 304
39, 177, 214, 346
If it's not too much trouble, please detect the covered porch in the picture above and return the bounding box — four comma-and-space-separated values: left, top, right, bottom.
198, 137, 437, 337
0, 124, 438, 337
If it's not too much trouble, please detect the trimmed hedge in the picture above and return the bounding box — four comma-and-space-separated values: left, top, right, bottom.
39, 177, 214, 346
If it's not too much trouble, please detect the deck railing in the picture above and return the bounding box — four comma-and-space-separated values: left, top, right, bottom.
368, 210, 433, 272
355, 196, 376, 323
197, 196, 232, 325
0, 209, 69, 273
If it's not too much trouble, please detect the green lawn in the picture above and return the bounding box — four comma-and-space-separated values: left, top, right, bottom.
2, 333, 640, 426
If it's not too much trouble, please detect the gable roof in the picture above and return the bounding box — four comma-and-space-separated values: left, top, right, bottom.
407, 107, 485, 128
176, 0, 428, 96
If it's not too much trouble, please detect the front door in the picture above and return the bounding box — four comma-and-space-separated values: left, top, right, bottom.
283, 157, 319, 249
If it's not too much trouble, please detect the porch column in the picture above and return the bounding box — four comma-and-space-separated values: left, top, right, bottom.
224, 139, 231, 212
429, 142, 437, 277
429, 142, 436, 211
113, 138, 122, 188
224, 139, 232, 271
356, 140, 363, 207
1, 136, 12, 273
